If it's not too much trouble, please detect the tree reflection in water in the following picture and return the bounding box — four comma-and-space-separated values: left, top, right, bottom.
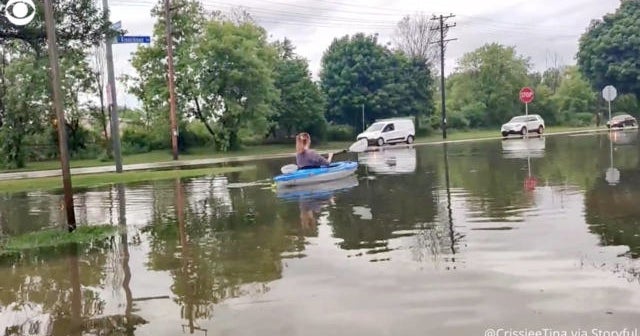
142, 176, 305, 331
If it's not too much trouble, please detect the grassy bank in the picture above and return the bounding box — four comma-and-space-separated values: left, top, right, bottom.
0, 126, 601, 174
0, 166, 254, 193
416, 125, 602, 143
1, 141, 352, 173
0, 225, 117, 257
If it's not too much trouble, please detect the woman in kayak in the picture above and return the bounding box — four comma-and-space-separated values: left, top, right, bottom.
296, 132, 333, 169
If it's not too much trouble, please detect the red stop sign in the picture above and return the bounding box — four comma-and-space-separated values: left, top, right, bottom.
519, 87, 534, 104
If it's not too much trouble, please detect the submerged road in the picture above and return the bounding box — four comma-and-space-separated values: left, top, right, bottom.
0, 127, 607, 181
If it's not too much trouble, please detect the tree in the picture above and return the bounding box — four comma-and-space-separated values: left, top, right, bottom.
88, 44, 111, 158
614, 93, 638, 117
446, 43, 530, 127
392, 13, 440, 67
577, 0, 640, 98
529, 84, 557, 125
320, 33, 433, 133
127, 3, 276, 151
0, 0, 112, 168
392, 52, 435, 130
193, 20, 279, 151
553, 66, 596, 121
127, 0, 207, 147
271, 38, 327, 139
0, 0, 111, 53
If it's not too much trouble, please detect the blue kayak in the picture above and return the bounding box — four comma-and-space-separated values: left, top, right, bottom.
276, 174, 359, 201
274, 161, 358, 187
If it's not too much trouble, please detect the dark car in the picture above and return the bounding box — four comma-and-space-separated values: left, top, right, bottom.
606, 114, 638, 129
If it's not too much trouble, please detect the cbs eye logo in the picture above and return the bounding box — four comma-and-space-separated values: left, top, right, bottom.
3, 0, 36, 26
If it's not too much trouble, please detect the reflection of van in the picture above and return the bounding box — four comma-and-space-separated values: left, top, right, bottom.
356, 118, 415, 146
358, 147, 417, 174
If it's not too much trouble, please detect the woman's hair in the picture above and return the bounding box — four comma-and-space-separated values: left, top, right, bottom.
295, 132, 311, 153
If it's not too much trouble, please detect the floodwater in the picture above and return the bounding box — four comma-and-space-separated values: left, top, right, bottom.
1, 131, 640, 335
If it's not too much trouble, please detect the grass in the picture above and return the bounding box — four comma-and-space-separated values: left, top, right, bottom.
0, 125, 602, 174
416, 125, 602, 143
0, 224, 117, 257
0, 165, 254, 193
1, 142, 352, 173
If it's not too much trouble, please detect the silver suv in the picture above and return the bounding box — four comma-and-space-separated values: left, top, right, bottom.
501, 114, 545, 137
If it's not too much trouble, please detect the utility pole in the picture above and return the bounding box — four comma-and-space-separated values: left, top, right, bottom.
44, 0, 76, 231
431, 14, 457, 139
102, 0, 123, 173
361, 104, 365, 132
165, 0, 179, 160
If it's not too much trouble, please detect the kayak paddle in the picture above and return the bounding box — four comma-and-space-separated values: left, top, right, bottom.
280, 138, 369, 174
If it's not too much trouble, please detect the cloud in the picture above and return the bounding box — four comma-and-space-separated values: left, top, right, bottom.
108, 0, 620, 108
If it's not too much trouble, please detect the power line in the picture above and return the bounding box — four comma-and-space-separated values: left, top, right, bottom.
109, 0, 588, 33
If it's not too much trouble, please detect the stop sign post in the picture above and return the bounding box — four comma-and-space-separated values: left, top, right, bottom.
520, 87, 535, 115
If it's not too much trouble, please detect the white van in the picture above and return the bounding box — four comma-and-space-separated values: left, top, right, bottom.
356, 118, 415, 146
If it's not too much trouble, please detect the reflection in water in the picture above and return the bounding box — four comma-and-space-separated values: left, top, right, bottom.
277, 175, 358, 237
1, 134, 640, 334
609, 129, 638, 146
358, 146, 417, 174
586, 135, 640, 259
605, 134, 621, 185
501, 136, 546, 159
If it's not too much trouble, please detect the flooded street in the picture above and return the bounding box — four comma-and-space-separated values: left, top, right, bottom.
1, 132, 640, 335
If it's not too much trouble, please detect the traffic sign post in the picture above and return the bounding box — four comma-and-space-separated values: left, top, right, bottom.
602, 85, 617, 127
519, 87, 534, 115
115, 35, 151, 44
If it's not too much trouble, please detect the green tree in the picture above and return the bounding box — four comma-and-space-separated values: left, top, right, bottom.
529, 84, 558, 125
194, 20, 278, 151
0, 0, 111, 168
613, 93, 638, 117
270, 38, 327, 139
542, 66, 566, 94
0, 0, 111, 52
128, 3, 277, 151
394, 53, 434, 130
320, 33, 433, 133
446, 43, 530, 127
553, 66, 596, 122
577, 0, 640, 98
126, 0, 207, 149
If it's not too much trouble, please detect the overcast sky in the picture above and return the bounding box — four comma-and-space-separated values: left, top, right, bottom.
106, 0, 620, 108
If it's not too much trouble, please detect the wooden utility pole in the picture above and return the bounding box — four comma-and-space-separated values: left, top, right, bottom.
44, 0, 76, 231
165, 0, 179, 160
102, 0, 123, 173
430, 14, 456, 139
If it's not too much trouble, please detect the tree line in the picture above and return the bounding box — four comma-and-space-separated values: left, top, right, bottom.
0, 0, 638, 168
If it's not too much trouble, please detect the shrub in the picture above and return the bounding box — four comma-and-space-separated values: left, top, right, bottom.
446, 110, 470, 130
416, 125, 433, 137
567, 112, 594, 127
180, 122, 213, 150
327, 124, 355, 141
122, 126, 153, 154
